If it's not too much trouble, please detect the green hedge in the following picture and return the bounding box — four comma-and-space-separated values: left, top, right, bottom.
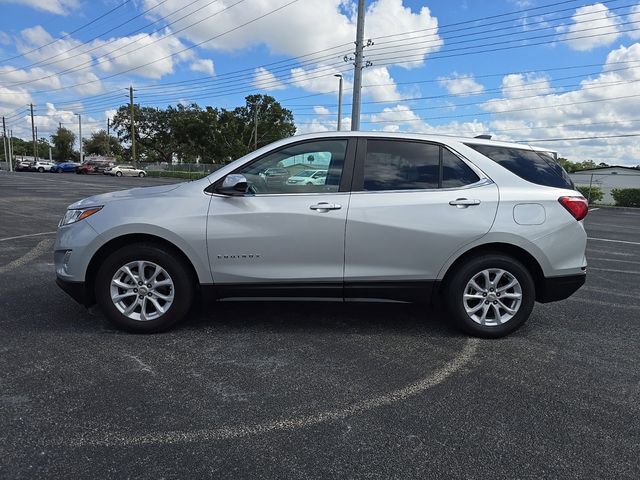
575, 185, 603, 204
145, 170, 208, 180
611, 188, 640, 207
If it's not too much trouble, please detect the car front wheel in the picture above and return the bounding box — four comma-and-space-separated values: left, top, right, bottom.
138, 172, 145, 177
445, 254, 535, 338
95, 244, 194, 333
115, 171, 122, 177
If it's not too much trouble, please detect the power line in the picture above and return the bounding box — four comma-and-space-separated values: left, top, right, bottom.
0, 0, 133, 63
1, 0, 300, 93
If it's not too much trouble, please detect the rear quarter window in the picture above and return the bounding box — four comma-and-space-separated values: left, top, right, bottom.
465, 144, 573, 189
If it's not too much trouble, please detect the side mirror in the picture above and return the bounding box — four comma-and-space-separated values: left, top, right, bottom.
217, 174, 249, 196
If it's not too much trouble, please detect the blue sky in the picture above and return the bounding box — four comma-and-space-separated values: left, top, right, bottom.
1, 0, 640, 165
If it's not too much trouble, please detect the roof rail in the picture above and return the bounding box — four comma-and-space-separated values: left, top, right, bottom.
474, 134, 492, 140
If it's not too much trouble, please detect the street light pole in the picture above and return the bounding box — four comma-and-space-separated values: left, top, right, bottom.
334, 74, 343, 131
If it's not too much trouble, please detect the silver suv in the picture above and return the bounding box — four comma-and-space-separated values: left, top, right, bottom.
54, 132, 588, 337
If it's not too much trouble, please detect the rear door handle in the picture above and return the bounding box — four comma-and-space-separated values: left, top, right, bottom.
449, 198, 481, 207
310, 202, 342, 212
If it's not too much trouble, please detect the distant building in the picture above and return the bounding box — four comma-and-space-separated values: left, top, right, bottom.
570, 166, 640, 204
84, 154, 116, 163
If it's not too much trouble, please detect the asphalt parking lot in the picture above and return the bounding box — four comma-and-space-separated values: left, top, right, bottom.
1, 171, 639, 479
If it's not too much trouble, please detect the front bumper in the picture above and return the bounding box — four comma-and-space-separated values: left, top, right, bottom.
56, 277, 93, 306
536, 271, 586, 303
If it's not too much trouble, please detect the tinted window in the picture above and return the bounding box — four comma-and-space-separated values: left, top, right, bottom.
442, 148, 480, 188
364, 140, 440, 191
234, 139, 347, 194
466, 144, 573, 189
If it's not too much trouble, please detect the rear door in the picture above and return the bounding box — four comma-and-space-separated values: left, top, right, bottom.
344, 138, 499, 300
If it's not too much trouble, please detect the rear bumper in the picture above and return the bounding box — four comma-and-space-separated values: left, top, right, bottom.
536, 272, 586, 303
56, 277, 93, 307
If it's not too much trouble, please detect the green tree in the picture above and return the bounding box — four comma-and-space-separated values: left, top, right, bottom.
50, 127, 76, 161
83, 130, 122, 156
111, 105, 175, 162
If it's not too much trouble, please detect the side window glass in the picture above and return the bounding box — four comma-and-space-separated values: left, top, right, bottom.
364, 140, 440, 191
442, 149, 480, 188
235, 140, 347, 194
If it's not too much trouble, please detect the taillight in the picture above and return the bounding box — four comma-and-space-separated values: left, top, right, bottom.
558, 196, 588, 221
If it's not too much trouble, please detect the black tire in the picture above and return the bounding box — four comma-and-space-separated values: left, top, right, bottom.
444, 254, 535, 338
38, 167, 44, 173
138, 172, 145, 177
115, 171, 123, 177
95, 243, 194, 333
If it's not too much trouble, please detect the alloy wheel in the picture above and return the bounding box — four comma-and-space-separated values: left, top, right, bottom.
462, 268, 523, 326
110, 260, 174, 321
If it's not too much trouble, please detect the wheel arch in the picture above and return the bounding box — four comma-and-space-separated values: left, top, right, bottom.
85, 233, 200, 305
440, 242, 546, 302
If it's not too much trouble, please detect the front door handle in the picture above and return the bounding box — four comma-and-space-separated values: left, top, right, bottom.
449, 198, 481, 208
310, 202, 342, 212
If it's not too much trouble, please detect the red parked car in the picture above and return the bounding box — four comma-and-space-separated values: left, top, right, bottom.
76, 160, 114, 174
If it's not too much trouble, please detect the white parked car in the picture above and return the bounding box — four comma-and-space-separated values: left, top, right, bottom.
108, 165, 146, 177
287, 169, 328, 185
55, 132, 587, 337
32, 161, 56, 173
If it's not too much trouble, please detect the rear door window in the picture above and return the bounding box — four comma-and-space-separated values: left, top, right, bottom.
360, 139, 480, 191
465, 144, 573, 189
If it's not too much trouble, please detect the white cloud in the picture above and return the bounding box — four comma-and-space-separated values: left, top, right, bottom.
290, 65, 350, 93
559, 3, 621, 51
0, 65, 63, 90
92, 31, 193, 79
190, 59, 215, 75
314, 106, 330, 115
0, 0, 81, 15
253, 67, 286, 91
500, 73, 553, 98
362, 67, 403, 102
142, 0, 442, 69
627, 5, 640, 40
438, 73, 484, 97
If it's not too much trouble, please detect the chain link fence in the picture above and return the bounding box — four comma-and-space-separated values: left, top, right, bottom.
143, 162, 225, 180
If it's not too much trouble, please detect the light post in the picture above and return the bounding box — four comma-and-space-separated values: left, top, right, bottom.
334, 74, 343, 131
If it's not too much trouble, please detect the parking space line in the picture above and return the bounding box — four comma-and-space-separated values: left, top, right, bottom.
588, 208, 600, 211
60, 338, 480, 447
588, 237, 640, 246
588, 257, 640, 265
589, 267, 640, 275
0, 239, 53, 274
566, 297, 640, 311
0, 231, 57, 242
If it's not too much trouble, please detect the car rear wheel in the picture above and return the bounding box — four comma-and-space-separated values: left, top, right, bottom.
95, 244, 194, 333
37, 167, 44, 173
115, 171, 123, 177
138, 172, 145, 177
444, 254, 535, 338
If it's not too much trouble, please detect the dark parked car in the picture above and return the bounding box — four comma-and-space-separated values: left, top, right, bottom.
53, 162, 80, 173
76, 161, 114, 174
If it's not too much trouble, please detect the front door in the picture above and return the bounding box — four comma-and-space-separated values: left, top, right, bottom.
207, 138, 355, 294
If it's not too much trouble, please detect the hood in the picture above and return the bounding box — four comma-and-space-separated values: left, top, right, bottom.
69, 183, 184, 209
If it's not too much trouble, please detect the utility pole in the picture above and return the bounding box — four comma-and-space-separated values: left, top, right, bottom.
351, 0, 366, 131
30, 103, 36, 160
2, 116, 7, 167
35, 126, 39, 160
129, 86, 136, 167
78, 114, 83, 163
334, 74, 343, 131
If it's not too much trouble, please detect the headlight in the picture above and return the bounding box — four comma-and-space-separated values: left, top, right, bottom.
59, 206, 103, 226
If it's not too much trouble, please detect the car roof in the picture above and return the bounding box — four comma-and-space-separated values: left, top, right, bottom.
284, 131, 557, 155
